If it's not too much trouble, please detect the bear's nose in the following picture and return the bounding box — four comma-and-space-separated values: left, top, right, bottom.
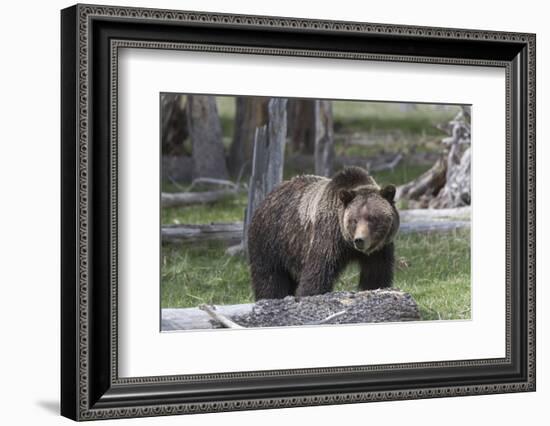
354, 238, 365, 249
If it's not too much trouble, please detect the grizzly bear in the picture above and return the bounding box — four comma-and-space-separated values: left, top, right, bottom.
248, 166, 399, 300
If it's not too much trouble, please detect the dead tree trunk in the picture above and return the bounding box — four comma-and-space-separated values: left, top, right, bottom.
287, 99, 315, 154
160, 94, 188, 156
287, 99, 334, 175
187, 95, 228, 180
241, 98, 288, 258
397, 106, 471, 208
265, 99, 287, 188
314, 100, 335, 177
430, 107, 471, 207
228, 97, 269, 175
396, 156, 447, 204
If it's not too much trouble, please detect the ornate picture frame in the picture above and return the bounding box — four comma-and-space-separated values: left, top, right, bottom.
61, 4, 535, 421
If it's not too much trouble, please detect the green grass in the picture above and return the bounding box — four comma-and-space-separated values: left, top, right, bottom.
371, 161, 432, 188
335, 229, 471, 320
161, 242, 253, 308
332, 101, 459, 135
161, 228, 471, 321
162, 193, 248, 225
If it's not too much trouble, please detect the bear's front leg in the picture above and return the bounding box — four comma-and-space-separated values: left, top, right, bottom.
358, 242, 395, 290
251, 266, 297, 300
295, 261, 339, 297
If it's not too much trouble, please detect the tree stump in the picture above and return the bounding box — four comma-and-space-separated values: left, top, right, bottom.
397, 106, 471, 208
241, 98, 287, 258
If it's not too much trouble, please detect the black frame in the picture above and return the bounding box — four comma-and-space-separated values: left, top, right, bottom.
61, 4, 536, 421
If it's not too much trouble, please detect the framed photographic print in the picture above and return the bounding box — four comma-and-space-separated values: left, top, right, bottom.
61, 3, 536, 421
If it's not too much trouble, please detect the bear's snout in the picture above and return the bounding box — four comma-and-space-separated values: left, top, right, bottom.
352, 221, 371, 252
351, 212, 394, 254
354, 237, 366, 250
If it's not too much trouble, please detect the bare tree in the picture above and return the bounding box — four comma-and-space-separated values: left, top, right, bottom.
228, 97, 269, 175
287, 99, 334, 176
314, 100, 335, 177
186, 95, 229, 180
287, 99, 316, 154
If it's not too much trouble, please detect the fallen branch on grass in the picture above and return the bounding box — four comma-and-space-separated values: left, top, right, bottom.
188, 177, 239, 191
199, 304, 244, 329
367, 153, 403, 173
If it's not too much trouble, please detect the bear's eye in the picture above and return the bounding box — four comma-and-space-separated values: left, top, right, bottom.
349, 218, 357, 227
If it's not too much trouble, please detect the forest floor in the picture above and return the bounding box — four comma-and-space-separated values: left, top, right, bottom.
161, 228, 471, 321
160, 103, 470, 321
161, 161, 471, 321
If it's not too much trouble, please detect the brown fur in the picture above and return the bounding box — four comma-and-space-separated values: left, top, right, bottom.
248, 166, 400, 300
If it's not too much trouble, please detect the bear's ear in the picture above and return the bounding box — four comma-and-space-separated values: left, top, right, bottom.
380, 184, 396, 203
339, 189, 356, 205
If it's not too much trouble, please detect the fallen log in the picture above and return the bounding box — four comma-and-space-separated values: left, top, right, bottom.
399, 220, 470, 234
161, 289, 420, 331
161, 189, 242, 208
162, 303, 253, 331
162, 222, 242, 245
161, 210, 470, 245
399, 206, 470, 222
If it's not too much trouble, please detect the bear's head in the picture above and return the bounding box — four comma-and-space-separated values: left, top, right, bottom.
339, 184, 399, 254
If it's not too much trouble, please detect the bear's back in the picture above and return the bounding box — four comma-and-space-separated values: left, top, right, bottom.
248, 174, 332, 262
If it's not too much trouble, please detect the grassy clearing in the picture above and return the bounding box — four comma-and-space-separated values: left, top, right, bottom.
161, 228, 470, 321
332, 101, 459, 136
161, 242, 252, 309
161, 193, 248, 225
